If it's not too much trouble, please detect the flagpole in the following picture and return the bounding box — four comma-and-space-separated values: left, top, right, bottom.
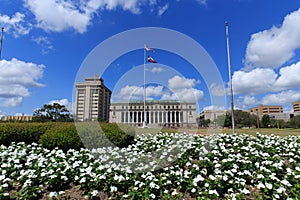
0, 27, 4, 59
143, 44, 147, 128
225, 22, 235, 134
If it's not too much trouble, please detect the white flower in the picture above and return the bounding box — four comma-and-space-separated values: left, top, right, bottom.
204, 182, 209, 187
276, 187, 285, 194
191, 188, 196, 193
193, 175, 204, 186
208, 189, 219, 196
281, 179, 292, 187
91, 190, 98, 196
110, 186, 118, 192
49, 191, 58, 197
265, 183, 272, 190
257, 182, 265, 189
149, 193, 156, 199
171, 189, 178, 196
240, 188, 250, 194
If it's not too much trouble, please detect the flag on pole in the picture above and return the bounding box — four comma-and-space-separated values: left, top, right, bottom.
145, 45, 155, 52
147, 56, 157, 63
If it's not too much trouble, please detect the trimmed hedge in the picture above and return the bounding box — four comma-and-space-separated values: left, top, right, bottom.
0, 122, 136, 151
0, 123, 55, 146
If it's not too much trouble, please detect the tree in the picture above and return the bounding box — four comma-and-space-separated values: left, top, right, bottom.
288, 115, 300, 128
33, 103, 73, 122
261, 115, 270, 128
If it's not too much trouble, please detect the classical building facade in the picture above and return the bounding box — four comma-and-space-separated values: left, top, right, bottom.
75, 76, 111, 121
248, 105, 283, 119
109, 100, 197, 127
292, 100, 300, 113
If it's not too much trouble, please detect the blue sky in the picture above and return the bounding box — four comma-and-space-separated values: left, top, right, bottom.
0, 0, 300, 117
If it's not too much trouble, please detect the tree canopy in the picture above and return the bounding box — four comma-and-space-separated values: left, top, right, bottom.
33, 103, 73, 122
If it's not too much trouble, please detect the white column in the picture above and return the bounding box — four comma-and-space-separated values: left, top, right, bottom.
175, 111, 177, 123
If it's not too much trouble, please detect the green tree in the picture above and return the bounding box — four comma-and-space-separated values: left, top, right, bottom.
288, 115, 300, 128
33, 103, 73, 122
261, 114, 270, 128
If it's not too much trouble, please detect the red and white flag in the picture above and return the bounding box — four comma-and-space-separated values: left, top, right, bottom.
147, 56, 157, 63
145, 46, 155, 52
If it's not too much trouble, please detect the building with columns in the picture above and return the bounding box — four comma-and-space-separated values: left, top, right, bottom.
109, 100, 197, 128
75, 75, 111, 121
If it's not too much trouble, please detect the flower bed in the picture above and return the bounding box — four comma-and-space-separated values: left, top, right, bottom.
0, 133, 299, 199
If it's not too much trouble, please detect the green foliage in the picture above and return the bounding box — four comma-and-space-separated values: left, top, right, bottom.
288, 115, 300, 128
0, 123, 55, 146
33, 103, 73, 122
261, 115, 271, 128
39, 123, 83, 151
214, 110, 258, 128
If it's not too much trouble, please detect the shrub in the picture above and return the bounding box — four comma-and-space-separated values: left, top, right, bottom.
39, 123, 83, 151
0, 123, 55, 146
76, 122, 135, 149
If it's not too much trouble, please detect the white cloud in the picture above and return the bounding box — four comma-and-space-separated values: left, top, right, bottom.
232, 68, 277, 95
48, 98, 73, 112
31, 36, 53, 54
196, 0, 207, 6
245, 7, 300, 68
150, 67, 164, 73
0, 12, 31, 37
116, 75, 204, 102
24, 0, 91, 33
0, 58, 44, 107
236, 95, 258, 109
274, 61, 300, 90
168, 75, 199, 91
203, 105, 225, 111
209, 83, 225, 96
118, 85, 164, 100
261, 90, 300, 105
158, 3, 169, 16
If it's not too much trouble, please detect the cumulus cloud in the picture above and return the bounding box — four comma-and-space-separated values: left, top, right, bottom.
274, 61, 300, 90
24, 0, 91, 33
232, 68, 277, 95
0, 12, 31, 37
209, 83, 226, 96
48, 98, 73, 112
150, 67, 164, 73
0, 58, 44, 107
118, 85, 164, 100
232, 61, 300, 96
245, 7, 300, 68
261, 90, 300, 105
116, 75, 204, 102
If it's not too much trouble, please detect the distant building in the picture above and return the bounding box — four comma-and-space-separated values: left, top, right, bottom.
1, 115, 33, 122
75, 75, 111, 121
269, 113, 294, 122
199, 110, 227, 122
109, 100, 197, 128
248, 105, 283, 119
292, 100, 300, 113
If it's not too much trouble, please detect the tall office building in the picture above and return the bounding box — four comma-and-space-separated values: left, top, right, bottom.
248, 104, 283, 119
75, 75, 111, 121
292, 100, 300, 113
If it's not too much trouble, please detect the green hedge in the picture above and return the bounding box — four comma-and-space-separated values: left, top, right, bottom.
0, 123, 55, 146
39, 123, 83, 152
0, 122, 136, 151
77, 122, 135, 149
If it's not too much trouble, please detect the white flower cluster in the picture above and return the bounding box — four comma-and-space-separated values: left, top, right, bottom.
0, 132, 299, 199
